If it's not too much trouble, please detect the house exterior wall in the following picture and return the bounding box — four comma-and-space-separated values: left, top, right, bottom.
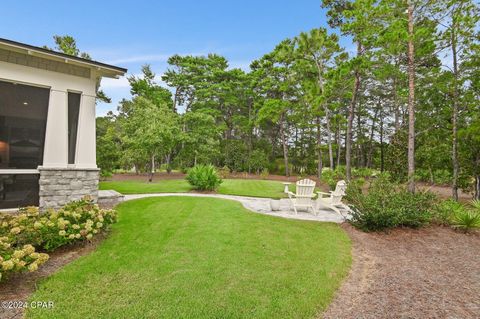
0, 59, 99, 209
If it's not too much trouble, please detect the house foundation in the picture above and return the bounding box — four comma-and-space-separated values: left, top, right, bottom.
38, 167, 99, 209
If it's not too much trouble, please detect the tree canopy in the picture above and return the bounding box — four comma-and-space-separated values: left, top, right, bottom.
93, 0, 480, 199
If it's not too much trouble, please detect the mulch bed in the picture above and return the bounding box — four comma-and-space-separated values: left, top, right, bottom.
108, 172, 304, 183
323, 225, 480, 319
0, 235, 105, 319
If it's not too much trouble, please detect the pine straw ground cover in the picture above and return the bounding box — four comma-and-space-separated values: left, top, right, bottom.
324, 224, 480, 319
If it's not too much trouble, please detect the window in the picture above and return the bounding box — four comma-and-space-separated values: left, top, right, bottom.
68, 92, 81, 164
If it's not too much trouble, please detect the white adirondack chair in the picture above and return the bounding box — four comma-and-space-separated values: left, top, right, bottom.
316, 180, 349, 218
287, 179, 316, 214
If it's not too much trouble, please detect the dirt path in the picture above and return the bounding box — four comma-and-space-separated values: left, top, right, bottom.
323, 225, 480, 319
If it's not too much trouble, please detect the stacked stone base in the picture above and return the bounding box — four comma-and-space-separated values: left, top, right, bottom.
38, 167, 99, 210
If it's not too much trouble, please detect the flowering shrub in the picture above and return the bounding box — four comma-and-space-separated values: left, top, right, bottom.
0, 235, 49, 282
0, 197, 117, 282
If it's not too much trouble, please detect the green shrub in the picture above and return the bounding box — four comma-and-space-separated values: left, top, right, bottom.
451, 209, 480, 233
260, 168, 269, 179
431, 199, 463, 225
268, 158, 293, 176
450, 200, 480, 233
217, 165, 231, 179
346, 175, 436, 232
321, 168, 346, 190
0, 198, 117, 282
352, 167, 377, 179
186, 164, 223, 191
247, 149, 269, 174
100, 170, 113, 180
415, 168, 452, 185
222, 140, 248, 172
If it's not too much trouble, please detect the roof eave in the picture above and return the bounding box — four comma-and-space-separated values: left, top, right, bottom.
0, 38, 127, 78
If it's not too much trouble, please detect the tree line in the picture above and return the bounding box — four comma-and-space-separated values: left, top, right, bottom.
96, 0, 480, 200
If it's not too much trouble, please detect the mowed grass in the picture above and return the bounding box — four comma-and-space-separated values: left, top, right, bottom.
27, 197, 351, 319
100, 178, 289, 198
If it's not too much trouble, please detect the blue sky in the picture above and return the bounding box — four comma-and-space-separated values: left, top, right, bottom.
1, 0, 352, 116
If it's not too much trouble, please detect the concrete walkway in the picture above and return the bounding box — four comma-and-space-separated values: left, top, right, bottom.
122, 193, 347, 223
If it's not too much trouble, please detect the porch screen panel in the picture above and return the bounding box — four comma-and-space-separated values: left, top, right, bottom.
0, 80, 49, 208
67, 92, 81, 164
0, 80, 49, 168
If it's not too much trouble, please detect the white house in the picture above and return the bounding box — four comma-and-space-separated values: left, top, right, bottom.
0, 38, 126, 210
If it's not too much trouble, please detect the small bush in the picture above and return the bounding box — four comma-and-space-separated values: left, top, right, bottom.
100, 170, 113, 180
217, 165, 231, 179
186, 164, 223, 191
247, 150, 269, 174
260, 168, 269, 179
352, 167, 377, 179
0, 198, 117, 282
431, 199, 463, 225
450, 200, 480, 233
222, 140, 248, 172
321, 168, 346, 190
346, 175, 436, 232
415, 168, 452, 185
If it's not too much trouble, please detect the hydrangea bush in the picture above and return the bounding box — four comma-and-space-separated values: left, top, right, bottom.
0, 197, 117, 282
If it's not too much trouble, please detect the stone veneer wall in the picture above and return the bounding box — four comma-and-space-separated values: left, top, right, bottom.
38, 167, 99, 210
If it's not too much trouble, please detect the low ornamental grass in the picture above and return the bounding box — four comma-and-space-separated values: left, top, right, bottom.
0, 198, 117, 282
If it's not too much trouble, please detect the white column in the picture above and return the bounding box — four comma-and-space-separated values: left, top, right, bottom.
74, 94, 97, 168
42, 89, 68, 167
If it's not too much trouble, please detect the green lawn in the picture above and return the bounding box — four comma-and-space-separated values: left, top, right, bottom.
28, 197, 351, 319
100, 178, 290, 198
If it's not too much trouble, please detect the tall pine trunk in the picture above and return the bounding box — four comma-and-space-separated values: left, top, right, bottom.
336, 126, 342, 169
346, 42, 362, 181
380, 111, 385, 172
316, 116, 323, 179
325, 110, 334, 169
393, 58, 400, 133
280, 116, 289, 177
451, 18, 460, 201
367, 106, 379, 168
407, 0, 416, 193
